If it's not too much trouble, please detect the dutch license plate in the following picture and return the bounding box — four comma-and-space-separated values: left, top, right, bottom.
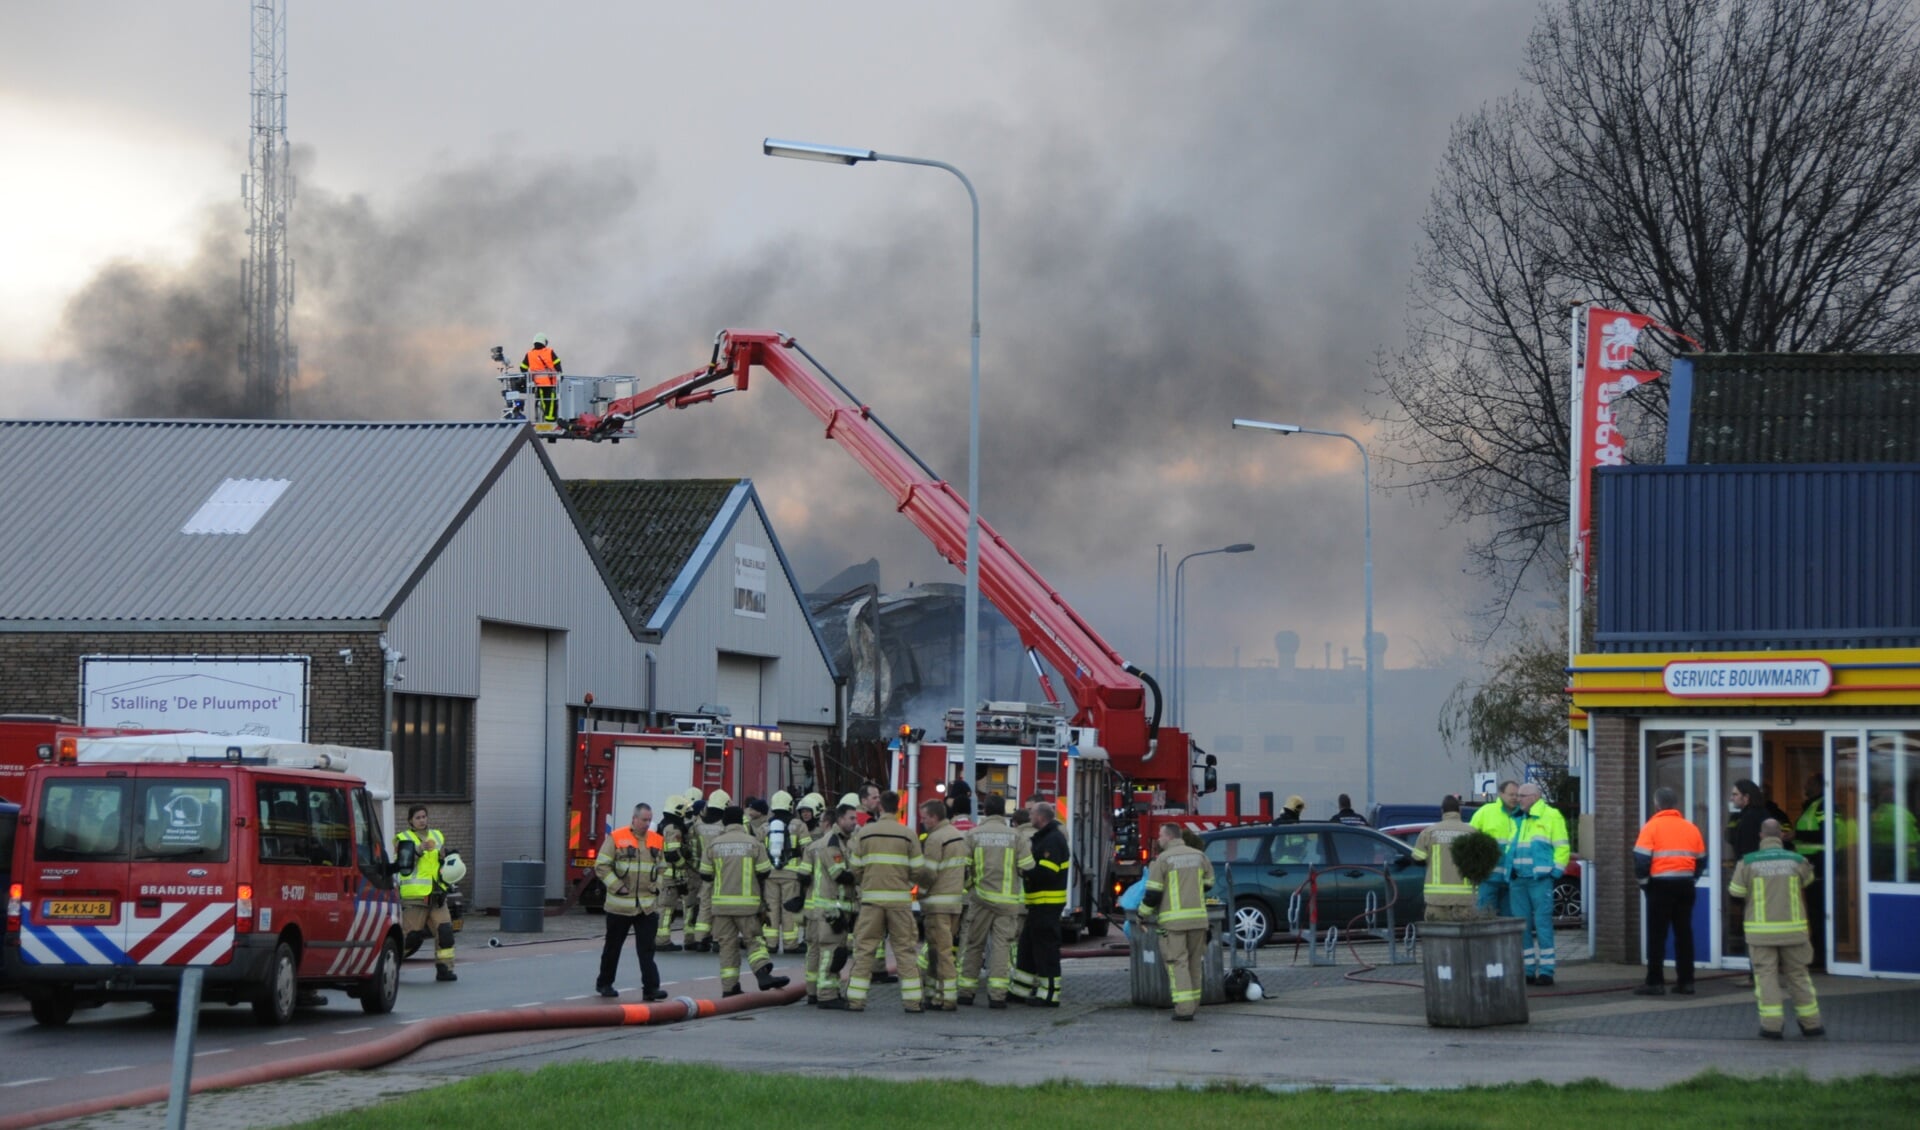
43, 899, 113, 920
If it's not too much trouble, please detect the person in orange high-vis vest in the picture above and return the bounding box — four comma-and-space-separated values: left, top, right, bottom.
521, 333, 562, 421
593, 803, 670, 1001
1633, 786, 1707, 996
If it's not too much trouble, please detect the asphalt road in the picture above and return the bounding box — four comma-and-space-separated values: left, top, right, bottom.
0, 930, 759, 1122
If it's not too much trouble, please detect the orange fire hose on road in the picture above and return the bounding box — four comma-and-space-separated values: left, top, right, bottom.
1, 984, 805, 1130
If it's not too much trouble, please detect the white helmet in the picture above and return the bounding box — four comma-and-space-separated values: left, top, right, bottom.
799, 792, 824, 813
533, 333, 550, 347
707, 788, 732, 809
771, 790, 793, 812
439, 851, 468, 886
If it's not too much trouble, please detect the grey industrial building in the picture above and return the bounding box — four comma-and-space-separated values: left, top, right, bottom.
0, 421, 838, 909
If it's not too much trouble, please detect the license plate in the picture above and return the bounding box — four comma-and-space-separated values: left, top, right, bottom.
43, 899, 113, 920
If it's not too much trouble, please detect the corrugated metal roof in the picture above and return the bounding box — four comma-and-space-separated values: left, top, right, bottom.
562, 479, 740, 629
1688, 353, 1920, 463
0, 420, 526, 623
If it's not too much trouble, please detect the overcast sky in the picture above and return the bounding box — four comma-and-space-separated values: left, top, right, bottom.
0, 1, 1554, 681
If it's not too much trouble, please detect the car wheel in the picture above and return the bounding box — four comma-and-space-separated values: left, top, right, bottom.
1553, 878, 1582, 921
29, 988, 75, 1028
360, 935, 401, 1015
1232, 899, 1273, 948
252, 941, 298, 1026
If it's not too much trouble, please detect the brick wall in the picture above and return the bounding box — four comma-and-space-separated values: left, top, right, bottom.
0, 629, 385, 747
1591, 712, 1642, 963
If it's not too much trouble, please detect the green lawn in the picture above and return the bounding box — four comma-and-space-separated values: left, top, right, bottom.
291, 1061, 1920, 1129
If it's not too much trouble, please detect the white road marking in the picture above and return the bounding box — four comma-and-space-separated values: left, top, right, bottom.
515, 1001, 543, 1007
266, 1037, 307, 1045
3, 1078, 53, 1088
85, 1066, 134, 1075
564, 993, 593, 1000
334, 1026, 373, 1034
398, 1017, 429, 1024
194, 1048, 232, 1058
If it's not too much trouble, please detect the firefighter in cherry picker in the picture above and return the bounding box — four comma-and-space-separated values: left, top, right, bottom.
697, 804, 791, 996
761, 790, 807, 954
521, 333, 562, 422
396, 804, 463, 983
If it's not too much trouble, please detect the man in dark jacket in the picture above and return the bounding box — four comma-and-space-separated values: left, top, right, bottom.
1331, 794, 1369, 827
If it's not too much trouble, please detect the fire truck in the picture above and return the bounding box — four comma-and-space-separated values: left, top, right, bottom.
563, 711, 815, 909
516, 329, 1272, 932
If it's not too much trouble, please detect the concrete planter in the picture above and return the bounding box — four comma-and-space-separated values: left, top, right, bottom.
1421, 917, 1529, 1027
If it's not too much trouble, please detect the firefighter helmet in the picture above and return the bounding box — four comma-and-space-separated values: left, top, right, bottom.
533, 333, 550, 347
771, 790, 793, 812
707, 788, 731, 809
837, 792, 860, 810
798, 792, 824, 813
439, 850, 468, 886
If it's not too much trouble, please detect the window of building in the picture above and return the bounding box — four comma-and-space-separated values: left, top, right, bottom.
1212, 734, 1244, 754
1314, 735, 1345, 754
392, 694, 473, 800
1264, 734, 1293, 754
1867, 730, 1920, 884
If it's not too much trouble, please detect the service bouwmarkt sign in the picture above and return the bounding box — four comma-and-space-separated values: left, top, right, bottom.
81, 656, 309, 739
1662, 658, 1833, 698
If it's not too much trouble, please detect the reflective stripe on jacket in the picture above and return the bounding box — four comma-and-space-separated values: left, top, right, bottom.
850, 818, 923, 905
396, 828, 442, 901
1410, 813, 1475, 902
593, 826, 659, 917
1512, 801, 1571, 879
699, 826, 771, 911
798, 830, 854, 915
966, 816, 1029, 909
521, 345, 560, 385
1469, 803, 1521, 883
1022, 822, 1070, 907
918, 821, 970, 910
1142, 842, 1213, 930
1728, 837, 1812, 942
1634, 808, 1706, 881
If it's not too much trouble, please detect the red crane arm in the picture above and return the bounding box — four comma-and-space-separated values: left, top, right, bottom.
570, 330, 1157, 760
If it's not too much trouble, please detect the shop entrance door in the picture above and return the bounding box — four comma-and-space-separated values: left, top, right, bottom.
1715, 730, 1761, 966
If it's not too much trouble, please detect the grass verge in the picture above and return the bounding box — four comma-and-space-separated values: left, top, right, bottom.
290, 1061, 1920, 1129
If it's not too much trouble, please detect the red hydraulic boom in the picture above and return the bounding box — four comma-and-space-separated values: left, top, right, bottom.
558, 330, 1201, 807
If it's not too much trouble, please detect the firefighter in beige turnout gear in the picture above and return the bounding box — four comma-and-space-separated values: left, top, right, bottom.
686, 789, 730, 951
1409, 794, 1478, 920
1729, 818, 1824, 1039
845, 789, 926, 1012
761, 790, 807, 954
697, 805, 791, 996
916, 799, 970, 1010
396, 804, 459, 982
1141, 821, 1215, 1020
958, 794, 1030, 1007
798, 799, 861, 1007
653, 794, 692, 950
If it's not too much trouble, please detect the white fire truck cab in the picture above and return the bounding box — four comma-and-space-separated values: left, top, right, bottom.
4, 743, 403, 1027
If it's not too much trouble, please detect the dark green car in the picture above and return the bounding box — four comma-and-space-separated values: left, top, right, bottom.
1200, 821, 1426, 946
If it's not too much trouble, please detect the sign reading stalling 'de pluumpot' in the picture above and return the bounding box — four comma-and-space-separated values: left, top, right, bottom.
1661, 658, 1833, 699
80, 656, 310, 739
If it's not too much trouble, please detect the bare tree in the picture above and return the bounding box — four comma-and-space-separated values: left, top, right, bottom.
1379, 0, 1920, 625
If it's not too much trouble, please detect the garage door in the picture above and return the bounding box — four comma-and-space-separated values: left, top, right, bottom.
477, 624, 547, 909
611, 742, 696, 837
715, 653, 763, 726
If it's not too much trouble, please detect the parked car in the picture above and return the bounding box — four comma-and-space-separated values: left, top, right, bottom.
1200, 821, 1426, 948
1378, 820, 1584, 923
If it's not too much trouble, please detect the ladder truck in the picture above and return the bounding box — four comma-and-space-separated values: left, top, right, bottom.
510, 330, 1269, 934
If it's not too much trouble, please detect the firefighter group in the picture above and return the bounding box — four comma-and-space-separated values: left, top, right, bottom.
584, 786, 1082, 1012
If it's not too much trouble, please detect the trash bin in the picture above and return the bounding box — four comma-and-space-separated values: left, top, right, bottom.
499, 859, 545, 934
1421, 917, 1529, 1027
1127, 901, 1229, 1007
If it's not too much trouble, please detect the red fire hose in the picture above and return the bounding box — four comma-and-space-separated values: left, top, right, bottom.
1, 984, 805, 1130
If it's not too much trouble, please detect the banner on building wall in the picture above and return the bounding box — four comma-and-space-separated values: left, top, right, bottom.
733, 543, 768, 618
80, 656, 310, 739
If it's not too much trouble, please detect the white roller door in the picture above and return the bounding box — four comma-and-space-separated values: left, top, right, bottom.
477, 624, 547, 909
716, 653, 763, 726
611, 742, 696, 837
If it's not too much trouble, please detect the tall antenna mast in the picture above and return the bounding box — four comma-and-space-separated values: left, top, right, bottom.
241, 0, 294, 418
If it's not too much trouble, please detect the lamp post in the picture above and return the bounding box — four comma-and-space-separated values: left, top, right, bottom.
1172, 543, 1255, 731
1232, 417, 1374, 811
765, 139, 983, 809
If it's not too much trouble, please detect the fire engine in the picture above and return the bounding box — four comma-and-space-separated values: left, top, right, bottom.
511, 329, 1273, 933
564, 711, 816, 908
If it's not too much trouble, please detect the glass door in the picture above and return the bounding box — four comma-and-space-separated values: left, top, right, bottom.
1643, 729, 1710, 970
1828, 731, 1863, 972
1716, 731, 1760, 966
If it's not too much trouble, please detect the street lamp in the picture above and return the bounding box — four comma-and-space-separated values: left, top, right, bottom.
765, 138, 984, 811
1172, 543, 1255, 731
1232, 417, 1375, 811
